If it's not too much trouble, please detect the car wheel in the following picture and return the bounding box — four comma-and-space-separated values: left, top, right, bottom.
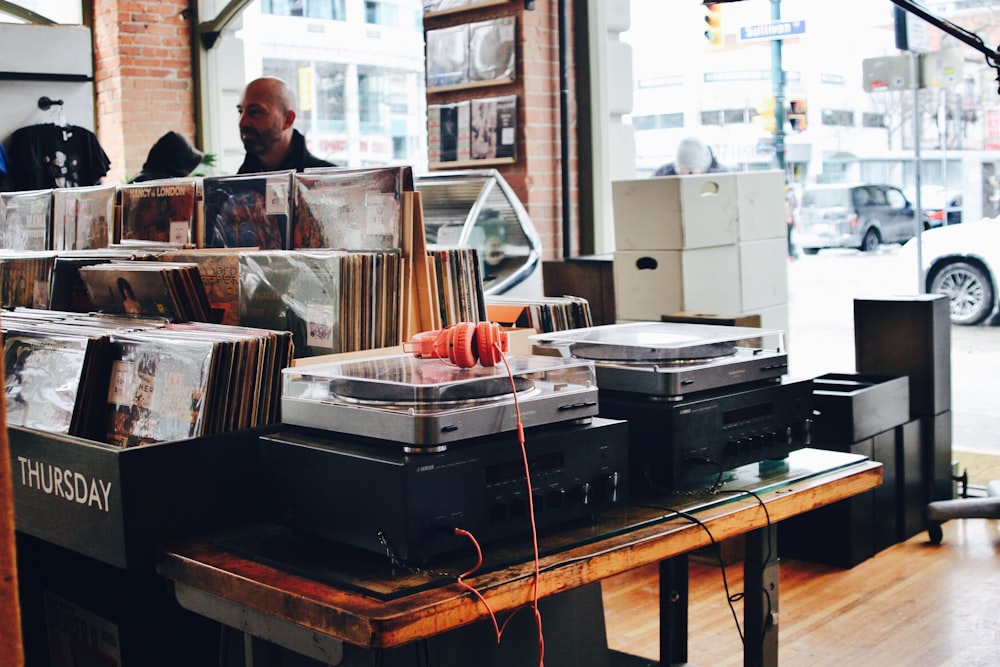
860, 228, 881, 252
929, 261, 996, 325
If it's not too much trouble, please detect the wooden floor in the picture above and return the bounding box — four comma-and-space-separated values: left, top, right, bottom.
602, 518, 1000, 667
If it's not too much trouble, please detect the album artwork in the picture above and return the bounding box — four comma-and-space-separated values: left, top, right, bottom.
52, 184, 116, 251
203, 170, 293, 250
426, 24, 470, 89
104, 332, 217, 447
291, 167, 411, 250
470, 95, 517, 160
428, 102, 471, 164
3, 328, 105, 437
0, 189, 53, 251
119, 177, 198, 245
468, 16, 516, 83
160, 249, 243, 326
0, 252, 56, 309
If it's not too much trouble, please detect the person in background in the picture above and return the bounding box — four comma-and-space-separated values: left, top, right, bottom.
129, 131, 203, 183
653, 136, 730, 176
785, 180, 800, 259
236, 77, 334, 174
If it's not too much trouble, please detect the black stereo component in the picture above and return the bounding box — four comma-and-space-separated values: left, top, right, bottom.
598, 379, 814, 493
259, 418, 629, 564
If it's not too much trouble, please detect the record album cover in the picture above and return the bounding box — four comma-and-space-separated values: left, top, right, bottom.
52, 184, 116, 251
292, 167, 410, 250
119, 177, 198, 245
0, 189, 53, 251
203, 170, 293, 250
468, 16, 516, 83
426, 24, 470, 89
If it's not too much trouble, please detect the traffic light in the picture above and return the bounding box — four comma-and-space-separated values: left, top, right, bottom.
754, 97, 776, 133
788, 98, 808, 131
704, 3, 725, 49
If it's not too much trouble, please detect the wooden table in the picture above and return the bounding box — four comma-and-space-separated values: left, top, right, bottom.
157, 448, 882, 667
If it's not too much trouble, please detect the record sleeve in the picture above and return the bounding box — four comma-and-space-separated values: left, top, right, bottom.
119, 177, 198, 245
468, 16, 516, 83
291, 167, 410, 250
428, 102, 470, 164
3, 328, 98, 436
0, 252, 56, 309
203, 170, 293, 250
0, 188, 53, 251
160, 249, 244, 326
426, 24, 470, 89
78, 261, 210, 323
52, 184, 116, 251
104, 332, 218, 447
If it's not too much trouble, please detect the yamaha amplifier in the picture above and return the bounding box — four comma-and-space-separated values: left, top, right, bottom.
259, 418, 629, 564
599, 378, 814, 493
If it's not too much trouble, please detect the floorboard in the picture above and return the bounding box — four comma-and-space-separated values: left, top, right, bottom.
602, 518, 1000, 667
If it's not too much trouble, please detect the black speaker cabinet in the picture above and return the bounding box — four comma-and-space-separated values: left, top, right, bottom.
853, 295, 951, 418
779, 429, 898, 568
896, 419, 925, 541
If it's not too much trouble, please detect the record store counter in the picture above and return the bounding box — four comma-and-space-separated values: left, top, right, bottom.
156, 447, 882, 667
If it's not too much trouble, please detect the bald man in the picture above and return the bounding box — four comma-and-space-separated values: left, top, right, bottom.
236, 76, 334, 174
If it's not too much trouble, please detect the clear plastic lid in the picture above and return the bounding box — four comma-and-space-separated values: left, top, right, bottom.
530, 321, 784, 363
282, 353, 596, 409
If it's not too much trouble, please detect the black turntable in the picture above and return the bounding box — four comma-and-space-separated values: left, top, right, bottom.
532, 322, 814, 492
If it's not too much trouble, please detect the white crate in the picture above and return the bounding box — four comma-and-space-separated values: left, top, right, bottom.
613, 174, 739, 250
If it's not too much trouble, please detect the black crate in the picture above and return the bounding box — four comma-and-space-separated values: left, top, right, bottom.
10, 426, 269, 568
811, 373, 909, 445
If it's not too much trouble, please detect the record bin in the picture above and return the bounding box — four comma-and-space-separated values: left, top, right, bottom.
9, 425, 270, 569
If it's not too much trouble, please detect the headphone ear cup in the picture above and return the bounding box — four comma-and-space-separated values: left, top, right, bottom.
447, 322, 478, 368
475, 321, 506, 367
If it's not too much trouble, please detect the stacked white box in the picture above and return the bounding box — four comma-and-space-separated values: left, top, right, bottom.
612, 170, 789, 326
613, 173, 739, 250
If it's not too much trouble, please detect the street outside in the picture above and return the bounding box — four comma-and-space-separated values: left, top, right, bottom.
785, 245, 1000, 480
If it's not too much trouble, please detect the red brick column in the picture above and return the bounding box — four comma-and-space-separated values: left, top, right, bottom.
92, 0, 197, 183
513, 5, 578, 260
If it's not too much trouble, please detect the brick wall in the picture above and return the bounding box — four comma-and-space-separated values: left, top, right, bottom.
92, 0, 197, 184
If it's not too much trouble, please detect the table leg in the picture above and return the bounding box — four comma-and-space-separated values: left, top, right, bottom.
659, 555, 688, 666
743, 526, 779, 667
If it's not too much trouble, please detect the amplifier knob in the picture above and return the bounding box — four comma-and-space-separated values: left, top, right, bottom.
604, 472, 621, 503
578, 481, 592, 505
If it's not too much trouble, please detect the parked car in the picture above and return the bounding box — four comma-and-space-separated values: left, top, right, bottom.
896, 216, 1000, 325
905, 186, 963, 228
793, 183, 918, 254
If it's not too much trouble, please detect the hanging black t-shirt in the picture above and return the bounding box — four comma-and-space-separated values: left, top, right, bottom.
8, 123, 111, 190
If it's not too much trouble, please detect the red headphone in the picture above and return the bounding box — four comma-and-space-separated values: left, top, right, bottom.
403, 322, 509, 368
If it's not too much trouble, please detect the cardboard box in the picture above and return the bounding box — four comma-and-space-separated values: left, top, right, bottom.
739, 237, 789, 311
612, 173, 739, 250
737, 170, 787, 241
613, 247, 741, 320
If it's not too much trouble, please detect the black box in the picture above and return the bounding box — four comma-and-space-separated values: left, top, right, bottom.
811, 373, 909, 444
779, 428, 897, 568
854, 295, 951, 418
10, 426, 268, 568
897, 418, 924, 540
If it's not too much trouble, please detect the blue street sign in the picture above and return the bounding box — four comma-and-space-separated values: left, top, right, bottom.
739, 20, 806, 42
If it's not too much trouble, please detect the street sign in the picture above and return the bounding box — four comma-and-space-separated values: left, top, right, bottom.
862, 54, 912, 92
738, 20, 806, 42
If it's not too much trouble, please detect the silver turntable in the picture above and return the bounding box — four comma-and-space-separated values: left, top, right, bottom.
530, 322, 788, 399
280, 353, 599, 451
